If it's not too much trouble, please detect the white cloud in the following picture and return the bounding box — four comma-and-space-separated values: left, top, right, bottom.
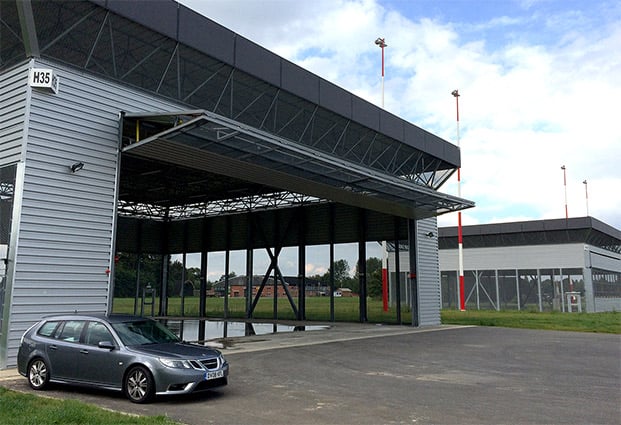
180, 0, 621, 234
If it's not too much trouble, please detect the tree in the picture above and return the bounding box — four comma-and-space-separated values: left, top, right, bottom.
364, 257, 383, 299
113, 253, 162, 298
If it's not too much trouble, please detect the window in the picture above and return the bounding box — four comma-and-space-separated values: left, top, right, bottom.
37, 321, 61, 338
58, 320, 85, 343
85, 321, 114, 346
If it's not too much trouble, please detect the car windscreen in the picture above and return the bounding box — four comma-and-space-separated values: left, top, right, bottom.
111, 320, 181, 346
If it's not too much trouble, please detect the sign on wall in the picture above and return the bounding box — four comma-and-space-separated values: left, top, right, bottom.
28, 68, 59, 94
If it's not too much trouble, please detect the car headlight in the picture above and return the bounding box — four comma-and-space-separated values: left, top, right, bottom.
159, 358, 193, 369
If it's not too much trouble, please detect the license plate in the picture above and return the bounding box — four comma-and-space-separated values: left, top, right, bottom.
204, 370, 224, 380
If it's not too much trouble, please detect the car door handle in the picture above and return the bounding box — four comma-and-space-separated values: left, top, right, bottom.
80, 349, 89, 355
49, 345, 58, 351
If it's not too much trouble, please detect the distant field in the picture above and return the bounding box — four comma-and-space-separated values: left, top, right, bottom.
441, 309, 621, 334
112, 296, 620, 333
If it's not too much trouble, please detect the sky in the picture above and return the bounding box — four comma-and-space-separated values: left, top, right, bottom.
176, 0, 621, 278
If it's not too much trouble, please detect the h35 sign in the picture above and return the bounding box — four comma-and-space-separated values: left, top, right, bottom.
28, 68, 59, 94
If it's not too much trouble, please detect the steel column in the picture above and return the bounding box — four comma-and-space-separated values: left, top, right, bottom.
245, 213, 254, 318
224, 215, 232, 319
394, 216, 402, 324
297, 207, 306, 321
329, 204, 335, 322
358, 209, 367, 322
408, 219, 419, 327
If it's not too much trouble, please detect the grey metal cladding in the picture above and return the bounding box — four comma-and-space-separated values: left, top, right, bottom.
178, 6, 235, 64
319, 80, 352, 119
281, 61, 320, 104
442, 142, 460, 167
403, 122, 426, 152
4, 60, 187, 366
0, 63, 29, 166
380, 110, 404, 142
234, 37, 281, 87
417, 217, 441, 325
423, 131, 445, 159
352, 97, 380, 131
104, 0, 179, 40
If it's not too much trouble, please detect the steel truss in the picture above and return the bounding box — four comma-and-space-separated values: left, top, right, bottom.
1, 1, 461, 192
118, 191, 323, 220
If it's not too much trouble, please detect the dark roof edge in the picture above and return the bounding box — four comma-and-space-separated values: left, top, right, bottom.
89, 0, 459, 167
438, 217, 621, 241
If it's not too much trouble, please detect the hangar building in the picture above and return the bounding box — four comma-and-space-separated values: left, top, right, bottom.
0, 0, 473, 368
388, 217, 621, 313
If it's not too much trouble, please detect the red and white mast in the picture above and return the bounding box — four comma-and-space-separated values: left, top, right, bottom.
452, 89, 466, 311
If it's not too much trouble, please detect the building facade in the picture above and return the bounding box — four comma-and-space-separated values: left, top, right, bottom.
389, 217, 621, 313
0, 1, 471, 368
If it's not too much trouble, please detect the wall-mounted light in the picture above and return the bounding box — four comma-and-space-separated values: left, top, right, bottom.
70, 162, 84, 173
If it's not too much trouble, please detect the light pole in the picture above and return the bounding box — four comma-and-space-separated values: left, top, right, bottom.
452, 89, 465, 311
375, 36, 389, 312
561, 165, 568, 220
583, 180, 589, 216
375, 37, 387, 108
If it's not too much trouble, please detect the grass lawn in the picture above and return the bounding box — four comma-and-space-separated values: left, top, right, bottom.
0, 387, 179, 425
112, 295, 621, 334
441, 309, 621, 333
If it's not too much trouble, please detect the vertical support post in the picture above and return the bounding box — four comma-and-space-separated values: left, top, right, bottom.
180, 252, 186, 317
583, 247, 594, 313
495, 269, 500, 311
273, 212, 279, 321
159, 216, 170, 316
358, 209, 367, 323
394, 217, 402, 324
199, 249, 207, 317
537, 269, 543, 312
224, 215, 231, 319
329, 204, 336, 322
515, 269, 520, 311
475, 270, 480, 310
160, 254, 169, 316
180, 221, 188, 317
408, 219, 419, 327
199, 219, 208, 318
298, 208, 306, 321
133, 221, 143, 315
245, 214, 254, 319
560, 267, 565, 312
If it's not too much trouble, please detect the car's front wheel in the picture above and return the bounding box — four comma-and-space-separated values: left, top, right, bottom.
124, 366, 154, 403
27, 358, 50, 390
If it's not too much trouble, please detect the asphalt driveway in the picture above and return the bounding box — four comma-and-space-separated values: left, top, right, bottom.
2, 325, 620, 424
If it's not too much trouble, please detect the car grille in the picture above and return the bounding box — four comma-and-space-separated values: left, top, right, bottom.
200, 358, 219, 370
189, 358, 220, 370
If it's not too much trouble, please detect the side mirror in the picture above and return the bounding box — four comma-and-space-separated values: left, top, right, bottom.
98, 341, 116, 350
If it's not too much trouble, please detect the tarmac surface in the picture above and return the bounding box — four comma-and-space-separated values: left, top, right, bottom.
1, 323, 620, 425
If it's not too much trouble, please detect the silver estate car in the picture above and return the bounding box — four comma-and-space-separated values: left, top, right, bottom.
17, 314, 229, 403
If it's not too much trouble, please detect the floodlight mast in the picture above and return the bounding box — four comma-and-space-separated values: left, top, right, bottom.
376, 36, 389, 312
583, 179, 589, 216
561, 165, 568, 220
452, 89, 466, 311
375, 37, 387, 108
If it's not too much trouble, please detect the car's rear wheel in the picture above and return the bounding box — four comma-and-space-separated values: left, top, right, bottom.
27, 358, 50, 390
124, 366, 154, 403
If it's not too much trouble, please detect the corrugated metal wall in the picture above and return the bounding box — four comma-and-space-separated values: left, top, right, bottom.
416, 217, 441, 325
385, 217, 441, 326
3, 59, 185, 367
0, 62, 29, 166
440, 244, 586, 270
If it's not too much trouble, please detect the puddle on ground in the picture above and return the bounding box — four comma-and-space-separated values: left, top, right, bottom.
159, 319, 328, 348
